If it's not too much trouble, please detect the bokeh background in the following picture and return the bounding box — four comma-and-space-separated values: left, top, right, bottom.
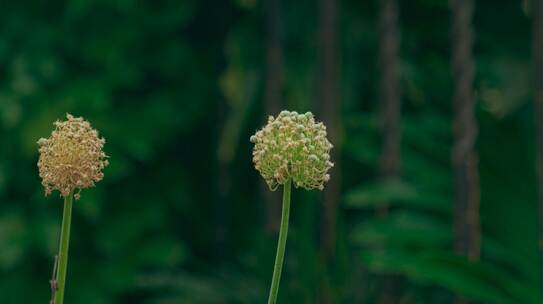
0, 0, 541, 303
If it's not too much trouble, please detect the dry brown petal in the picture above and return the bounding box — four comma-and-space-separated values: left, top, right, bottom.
37, 113, 108, 199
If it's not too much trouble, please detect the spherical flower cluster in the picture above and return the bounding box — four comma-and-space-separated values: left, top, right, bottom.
250, 110, 333, 191
37, 114, 109, 200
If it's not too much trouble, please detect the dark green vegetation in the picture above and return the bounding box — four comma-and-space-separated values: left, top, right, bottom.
0, 0, 539, 303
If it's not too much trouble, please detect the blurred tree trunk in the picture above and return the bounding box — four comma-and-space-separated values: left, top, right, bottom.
532, 0, 543, 296
377, 0, 402, 302
451, 0, 479, 301
318, 0, 341, 263
216, 101, 230, 256
378, 0, 401, 208
318, 0, 341, 302
262, 0, 284, 235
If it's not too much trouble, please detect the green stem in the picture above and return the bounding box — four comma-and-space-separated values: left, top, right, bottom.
54, 192, 74, 304
267, 179, 292, 304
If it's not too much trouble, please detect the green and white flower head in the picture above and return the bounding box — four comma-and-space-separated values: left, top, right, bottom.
250, 110, 333, 191
37, 113, 109, 200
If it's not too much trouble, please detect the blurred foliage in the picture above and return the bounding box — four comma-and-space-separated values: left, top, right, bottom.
0, 0, 540, 303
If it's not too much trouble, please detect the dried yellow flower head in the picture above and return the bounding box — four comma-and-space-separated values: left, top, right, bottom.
37, 114, 108, 200
250, 110, 333, 191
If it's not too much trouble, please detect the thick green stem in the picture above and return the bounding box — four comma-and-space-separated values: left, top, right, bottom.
267, 179, 291, 304
54, 192, 74, 304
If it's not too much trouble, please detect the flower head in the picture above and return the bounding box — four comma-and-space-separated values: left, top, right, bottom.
37, 114, 108, 199
250, 110, 333, 191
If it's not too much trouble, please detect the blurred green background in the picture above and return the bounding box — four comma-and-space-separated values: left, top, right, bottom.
0, 0, 540, 303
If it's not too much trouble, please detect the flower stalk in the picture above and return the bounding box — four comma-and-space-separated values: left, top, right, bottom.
250, 110, 333, 302
267, 179, 291, 304
38, 114, 108, 303
54, 191, 74, 304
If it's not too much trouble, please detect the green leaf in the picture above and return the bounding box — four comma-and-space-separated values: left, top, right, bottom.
361, 249, 536, 303
350, 210, 450, 247
345, 180, 449, 212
